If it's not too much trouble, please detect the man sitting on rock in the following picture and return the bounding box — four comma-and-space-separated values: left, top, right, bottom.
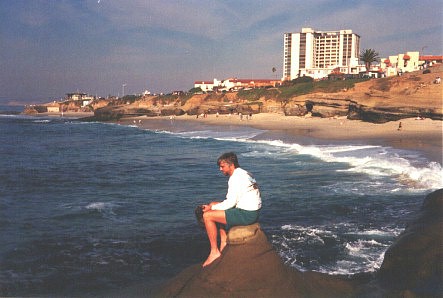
201, 152, 262, 267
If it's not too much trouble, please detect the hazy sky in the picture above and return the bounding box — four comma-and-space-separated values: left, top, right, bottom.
1, 0, 442, 105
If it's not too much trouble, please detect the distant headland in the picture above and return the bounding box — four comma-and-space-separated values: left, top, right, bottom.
24, 64, 442, 124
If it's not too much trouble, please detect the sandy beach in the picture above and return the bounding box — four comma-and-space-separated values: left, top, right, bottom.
120, 113, 442, 164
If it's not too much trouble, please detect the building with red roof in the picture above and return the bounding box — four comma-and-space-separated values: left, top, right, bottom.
194, 78, 281, 92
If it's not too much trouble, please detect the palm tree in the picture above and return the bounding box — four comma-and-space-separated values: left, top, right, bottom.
360, 49, 379, 72
272, 67, 277, 79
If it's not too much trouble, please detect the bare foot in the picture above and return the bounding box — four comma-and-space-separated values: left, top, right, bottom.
202, 250, 221, 267
220, 241, 227, 252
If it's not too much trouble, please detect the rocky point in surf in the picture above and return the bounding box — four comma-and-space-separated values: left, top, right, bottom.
152, 189, 442, 298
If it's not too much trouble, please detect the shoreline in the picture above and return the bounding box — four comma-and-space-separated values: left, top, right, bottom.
30, 111, 95, 118
119, 113, 442, 164
22, 111, 441, 164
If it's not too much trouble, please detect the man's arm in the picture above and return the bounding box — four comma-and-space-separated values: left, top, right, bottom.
211, 175, 242, 211
202, 201, 220, 212
210, 197, 236, 210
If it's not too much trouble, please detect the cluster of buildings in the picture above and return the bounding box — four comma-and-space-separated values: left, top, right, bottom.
66, 92, 95, 106
195, 27, 442, 91
46, 92, 95, 113
194, 78, 281, 93
379, 53, 441, 76
60, 27, 442, 101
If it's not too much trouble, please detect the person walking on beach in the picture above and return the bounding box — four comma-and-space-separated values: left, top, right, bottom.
201, 152, 262, 267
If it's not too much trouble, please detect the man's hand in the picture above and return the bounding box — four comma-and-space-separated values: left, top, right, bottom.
202, 204, 211, 212
202, 201, 221, 212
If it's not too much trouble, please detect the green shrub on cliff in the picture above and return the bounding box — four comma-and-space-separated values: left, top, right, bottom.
278, 82, 314, 99
277, 78, 364, 99
237, 88, 279, 101
292, 76, 314, 84
188, 87, 203, 94
189, 76, 368, 103
314, 79, 359, 92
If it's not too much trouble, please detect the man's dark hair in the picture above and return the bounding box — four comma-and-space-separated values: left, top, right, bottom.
194, 205, 204, 228
217, 152, 240, 168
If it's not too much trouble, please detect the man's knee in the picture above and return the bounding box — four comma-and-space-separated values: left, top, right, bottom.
203, 211, 213, 222
203, 210, 224, 223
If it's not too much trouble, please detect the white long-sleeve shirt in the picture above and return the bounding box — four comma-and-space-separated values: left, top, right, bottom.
211, 167, 262, 211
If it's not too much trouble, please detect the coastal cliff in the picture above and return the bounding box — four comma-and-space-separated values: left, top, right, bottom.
153, 189, 442, 297
91, 66, 442, 123
26, 65, 442, 124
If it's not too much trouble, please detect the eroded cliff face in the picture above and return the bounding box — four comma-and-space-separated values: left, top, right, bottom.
84, 66, 443, 123
284, 67, 442, 122
26, 65, 442, 123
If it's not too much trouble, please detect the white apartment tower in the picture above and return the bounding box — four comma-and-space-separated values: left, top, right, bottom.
283, 28, 361, 80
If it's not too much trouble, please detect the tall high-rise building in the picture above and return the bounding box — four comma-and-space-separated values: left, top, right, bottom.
283, 28, 361, 80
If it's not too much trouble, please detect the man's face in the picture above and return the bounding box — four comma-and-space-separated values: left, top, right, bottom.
219, 161, 235, 176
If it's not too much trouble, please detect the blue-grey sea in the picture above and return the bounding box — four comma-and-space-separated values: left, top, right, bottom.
1, 106, 442, 296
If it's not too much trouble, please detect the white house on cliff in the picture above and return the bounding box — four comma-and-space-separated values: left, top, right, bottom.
194, 78, 281, 92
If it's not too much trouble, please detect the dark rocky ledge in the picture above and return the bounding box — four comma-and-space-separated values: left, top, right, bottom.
376, 188, 443, 296
152, 189, 442, 298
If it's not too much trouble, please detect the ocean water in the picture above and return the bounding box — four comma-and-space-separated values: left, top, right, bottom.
1, 109, 442, 296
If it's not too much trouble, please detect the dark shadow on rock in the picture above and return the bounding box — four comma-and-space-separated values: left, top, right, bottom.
376, 188, 443, 297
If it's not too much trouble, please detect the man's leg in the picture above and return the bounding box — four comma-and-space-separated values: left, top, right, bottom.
202, 210, 227, 267
219, 226, 227, 252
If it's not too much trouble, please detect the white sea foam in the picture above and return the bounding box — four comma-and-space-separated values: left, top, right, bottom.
353, 228, 403, 237
85, 202, 118, 216
176, 128, 264, 141
345, 239, 386, 255
274, 223, 398, 275
0, 114, 21, 118
236, 138, 442, 190
33, 119, 51, 123
86, 202, 108, 210
329, 240, 387, 274
152, 126, 442, 190
319, 252, 385, 275
0, 113, 38, 120
268, 142, 440, 190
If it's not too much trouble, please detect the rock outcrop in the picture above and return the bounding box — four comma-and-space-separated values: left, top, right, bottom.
305, 97, 351, 118
376, 189, 443, 296
154, 189, 442, 297
23, 105, 47, 114
284, 66, 442, 122
154, 223, 361, 297
348, 103, 443, 123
